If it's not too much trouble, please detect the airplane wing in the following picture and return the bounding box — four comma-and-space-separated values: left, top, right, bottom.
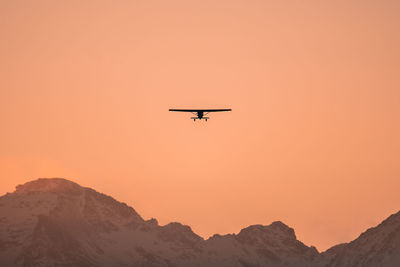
169, 109, 231, 112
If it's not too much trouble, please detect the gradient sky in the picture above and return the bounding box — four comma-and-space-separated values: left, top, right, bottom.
1, 0, 399, 251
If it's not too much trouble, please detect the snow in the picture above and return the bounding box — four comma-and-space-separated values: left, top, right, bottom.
1, 178, 399, 267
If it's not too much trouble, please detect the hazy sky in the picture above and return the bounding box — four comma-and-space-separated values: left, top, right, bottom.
1, 0, 399, 251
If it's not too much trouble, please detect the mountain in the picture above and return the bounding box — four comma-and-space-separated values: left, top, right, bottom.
0, 178, 399, 267
319, 211, 400, 267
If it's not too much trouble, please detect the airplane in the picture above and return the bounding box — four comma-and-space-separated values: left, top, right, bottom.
169, 108, 232, 121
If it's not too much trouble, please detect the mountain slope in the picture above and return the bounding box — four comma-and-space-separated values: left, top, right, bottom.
320, 211, 400, 267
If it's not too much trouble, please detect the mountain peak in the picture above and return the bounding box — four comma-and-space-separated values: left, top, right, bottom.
237, 221, 296, 242
15, 178, 83, 195
270, 221, 296, 237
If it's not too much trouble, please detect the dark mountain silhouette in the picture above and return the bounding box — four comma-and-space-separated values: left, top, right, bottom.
0, 178, 399, 267
318, 211, 400, 267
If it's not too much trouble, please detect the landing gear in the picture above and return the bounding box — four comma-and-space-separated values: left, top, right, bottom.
190, 116, 209, 121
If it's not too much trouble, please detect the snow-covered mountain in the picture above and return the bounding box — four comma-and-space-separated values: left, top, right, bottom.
319, 211, 400, 267
0, 178, 399, 267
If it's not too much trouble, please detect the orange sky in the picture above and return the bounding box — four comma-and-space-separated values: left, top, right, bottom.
1, 0, 399, 251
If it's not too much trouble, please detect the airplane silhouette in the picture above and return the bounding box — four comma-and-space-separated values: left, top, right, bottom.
169, 109, 232, 121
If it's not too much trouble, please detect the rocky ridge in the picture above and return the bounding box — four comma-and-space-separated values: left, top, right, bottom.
0, 178, 399, 267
